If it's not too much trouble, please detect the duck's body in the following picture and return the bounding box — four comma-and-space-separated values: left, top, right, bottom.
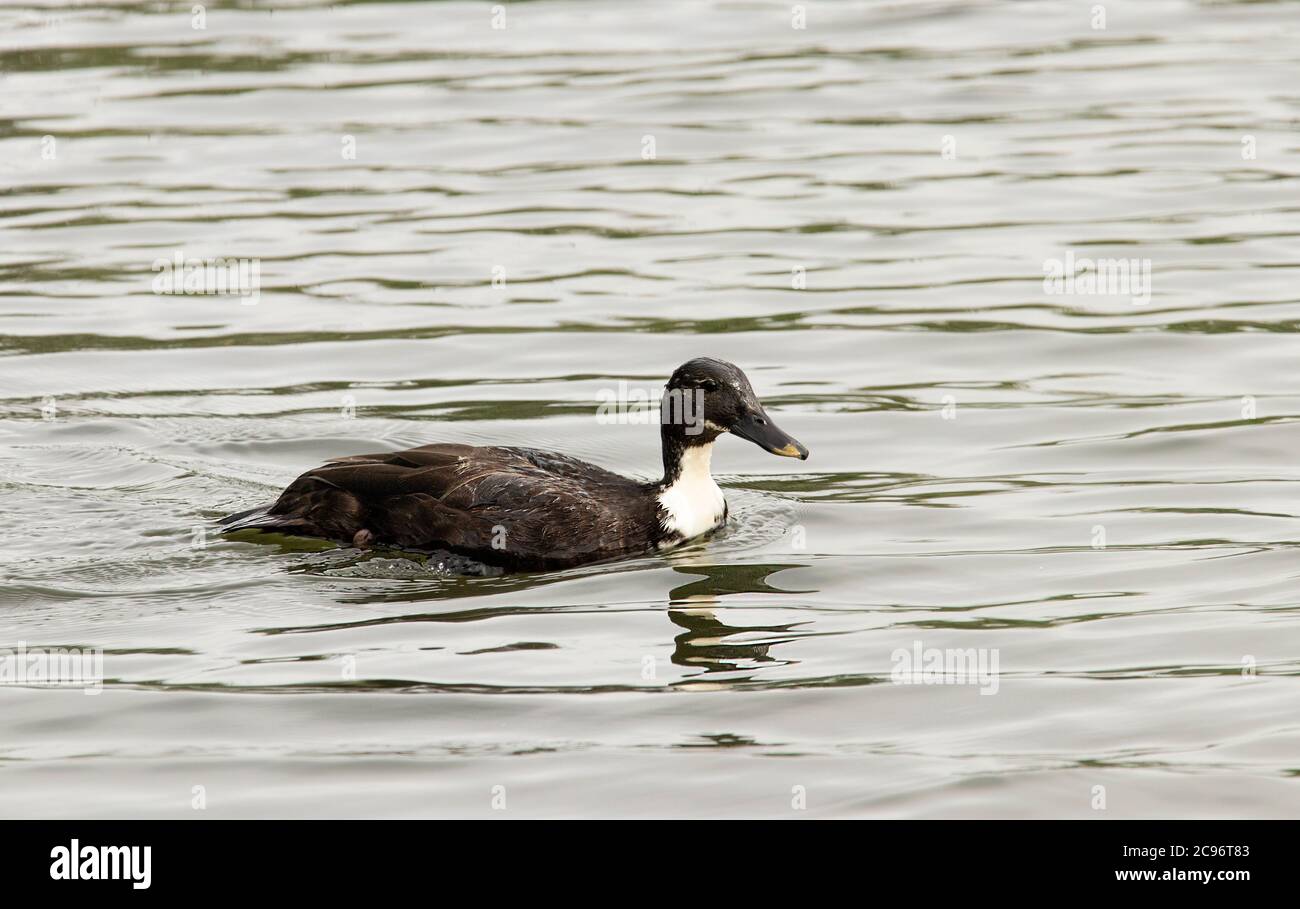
222, 441, 724, 571
222, 358, 806, 572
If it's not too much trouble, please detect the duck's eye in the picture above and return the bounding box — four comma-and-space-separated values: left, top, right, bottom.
699, 379, 719, 392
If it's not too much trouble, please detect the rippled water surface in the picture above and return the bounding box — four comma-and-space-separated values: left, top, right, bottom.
2, 0, 1299, 818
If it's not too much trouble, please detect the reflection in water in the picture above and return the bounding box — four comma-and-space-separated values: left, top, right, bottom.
666, 562, 814, 677
666, 561, 815, 602
667, 606, 801, 676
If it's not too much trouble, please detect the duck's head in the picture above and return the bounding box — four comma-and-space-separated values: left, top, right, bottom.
662, 357, 808, 461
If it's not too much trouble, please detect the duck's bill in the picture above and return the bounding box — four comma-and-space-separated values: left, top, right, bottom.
732, 411, 809, 460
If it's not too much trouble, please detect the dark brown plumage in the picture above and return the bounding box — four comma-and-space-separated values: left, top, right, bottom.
224, 444, 661, 571
221, 358, 808, 572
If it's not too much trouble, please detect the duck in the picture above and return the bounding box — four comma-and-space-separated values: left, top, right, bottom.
220, 357, 808, 572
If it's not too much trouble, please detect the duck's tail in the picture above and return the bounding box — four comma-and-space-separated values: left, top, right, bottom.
220, 473, 370, 543
218, 504, 292, 534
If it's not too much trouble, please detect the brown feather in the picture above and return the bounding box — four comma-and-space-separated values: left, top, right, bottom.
232, 444, 666, 571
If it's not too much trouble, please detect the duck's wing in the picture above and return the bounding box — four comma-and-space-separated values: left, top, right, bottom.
224, 443, 657, 569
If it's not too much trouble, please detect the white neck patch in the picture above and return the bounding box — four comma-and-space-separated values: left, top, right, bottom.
657, 443, 726, 542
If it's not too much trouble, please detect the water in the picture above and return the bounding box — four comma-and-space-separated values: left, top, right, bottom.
1, 0, 1298, 818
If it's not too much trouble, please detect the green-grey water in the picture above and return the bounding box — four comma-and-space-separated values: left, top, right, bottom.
1, 0, 1298, 818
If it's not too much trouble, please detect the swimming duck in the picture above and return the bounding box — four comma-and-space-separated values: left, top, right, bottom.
221, 358, 807, 571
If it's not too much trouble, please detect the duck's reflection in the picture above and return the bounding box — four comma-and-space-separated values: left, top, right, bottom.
665, 562, 815, 676
256, 548, 819, 687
